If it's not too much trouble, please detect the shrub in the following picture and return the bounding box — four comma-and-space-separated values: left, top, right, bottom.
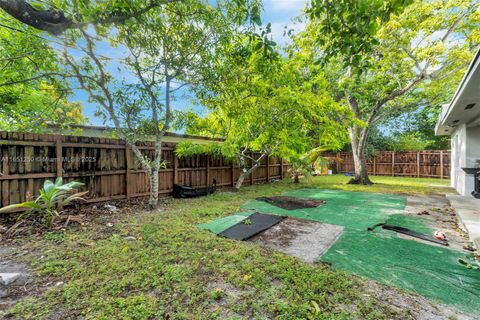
0, 178, 87, 227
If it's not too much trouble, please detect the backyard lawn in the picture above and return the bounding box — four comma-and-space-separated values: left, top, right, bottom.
2, 175, 466, 320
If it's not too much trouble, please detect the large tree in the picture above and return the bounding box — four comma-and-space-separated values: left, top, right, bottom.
63, 0, 261, 207
1, 0, 261, 207
178, 33, 351, 190
302, 0, 480, 184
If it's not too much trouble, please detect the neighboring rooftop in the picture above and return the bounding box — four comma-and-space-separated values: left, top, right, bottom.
436, 49, 480, 136
46, 124, 223, 145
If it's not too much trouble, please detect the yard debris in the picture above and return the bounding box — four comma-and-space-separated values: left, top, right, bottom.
172, 179, 217, 198
458, 254, 480, 270
0, 273, 21, 286
4, 221, 25, 238
124, 236, 137, 241
368, 223, 449, 246
63, 215, 86, 227
106, 222, 114, 228
417, 211, 430, 216
103, 204, 118, 212
434, 230, 447, 241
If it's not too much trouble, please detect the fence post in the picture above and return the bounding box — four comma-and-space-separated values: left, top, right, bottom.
266, 155, 270, 183
55, 139, 63, 178
250, 152, 254, 185
373, 156, 376, 176
173, 147, 179, 185
391, 151, 395, 177
206, 154, 211, 186
417, 152, 420, 178
440, 150, 444, 179
2, 149, 8, 205
279, 158, 283, 180
336, 152, 341, 172
125, 144, 131, 198
231, 161, 235, 187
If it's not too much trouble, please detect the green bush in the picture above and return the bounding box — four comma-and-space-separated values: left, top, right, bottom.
0, 177, 87, 227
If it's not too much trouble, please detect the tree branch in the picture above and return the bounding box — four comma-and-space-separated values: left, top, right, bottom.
0, 0, 181, 35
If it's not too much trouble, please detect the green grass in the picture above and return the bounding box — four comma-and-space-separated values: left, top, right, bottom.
3, 175, 453, 320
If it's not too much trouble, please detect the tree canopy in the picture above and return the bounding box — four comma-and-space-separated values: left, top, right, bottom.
300, 0, 480, 184
0, 11, 85, 131
177, 33, 352, 188
1, 0, 479, 193
308, 0, 413, 69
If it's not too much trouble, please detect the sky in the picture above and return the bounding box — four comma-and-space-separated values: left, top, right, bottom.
72, 0, 309, 127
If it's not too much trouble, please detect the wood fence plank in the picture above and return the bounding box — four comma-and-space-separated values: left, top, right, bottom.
125, 145, 131, 198
250, 152, 254, 185
173, 148, 179, 185
266, 155, 270, 182
2, 148, 8, 206
392, 152, 395, 176
206, 154, 211, 185
440, 151, 444, 179
280, 158, 283, 179
56, 139, 63, 178
416, 152, 420, 178
325, 150, 449, 179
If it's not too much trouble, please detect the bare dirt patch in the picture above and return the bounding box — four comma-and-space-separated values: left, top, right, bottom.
256, 196, 326, 210
405, 195, 473, 252
360, 280, 476, 320
250, 218, 344, 263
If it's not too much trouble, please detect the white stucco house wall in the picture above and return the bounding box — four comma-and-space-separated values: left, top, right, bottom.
435, 49, 480, 197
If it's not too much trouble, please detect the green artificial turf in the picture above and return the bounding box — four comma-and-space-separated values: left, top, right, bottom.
322, 230, 480, 313
241, 189, 409, 231
199, 211, 253, 234
203, 187, 479, 313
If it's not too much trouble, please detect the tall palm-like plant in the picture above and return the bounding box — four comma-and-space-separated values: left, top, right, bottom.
0, 178, 88, 227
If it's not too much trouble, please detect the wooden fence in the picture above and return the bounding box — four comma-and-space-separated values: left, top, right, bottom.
327, 150, 451, 178
0, 131, 289, 208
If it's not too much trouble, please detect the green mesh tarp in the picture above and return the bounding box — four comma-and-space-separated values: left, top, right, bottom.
242, 189, 412, 231
198, 211, 253, 234
201, 189, 480, 313
322, 230, 480, 313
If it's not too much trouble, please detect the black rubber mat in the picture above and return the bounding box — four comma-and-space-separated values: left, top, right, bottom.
219, 212, 286, 241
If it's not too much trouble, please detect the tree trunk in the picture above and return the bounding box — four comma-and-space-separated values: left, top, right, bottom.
148, 167, 159, 208
234, 151, 269, 191
235, 170, 248, 191
293, 173, 300, 183
348, 127, 372, 185
349, 150, 372, 185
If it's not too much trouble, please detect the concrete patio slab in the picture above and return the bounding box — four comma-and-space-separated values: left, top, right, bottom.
447, 194, 480, 249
